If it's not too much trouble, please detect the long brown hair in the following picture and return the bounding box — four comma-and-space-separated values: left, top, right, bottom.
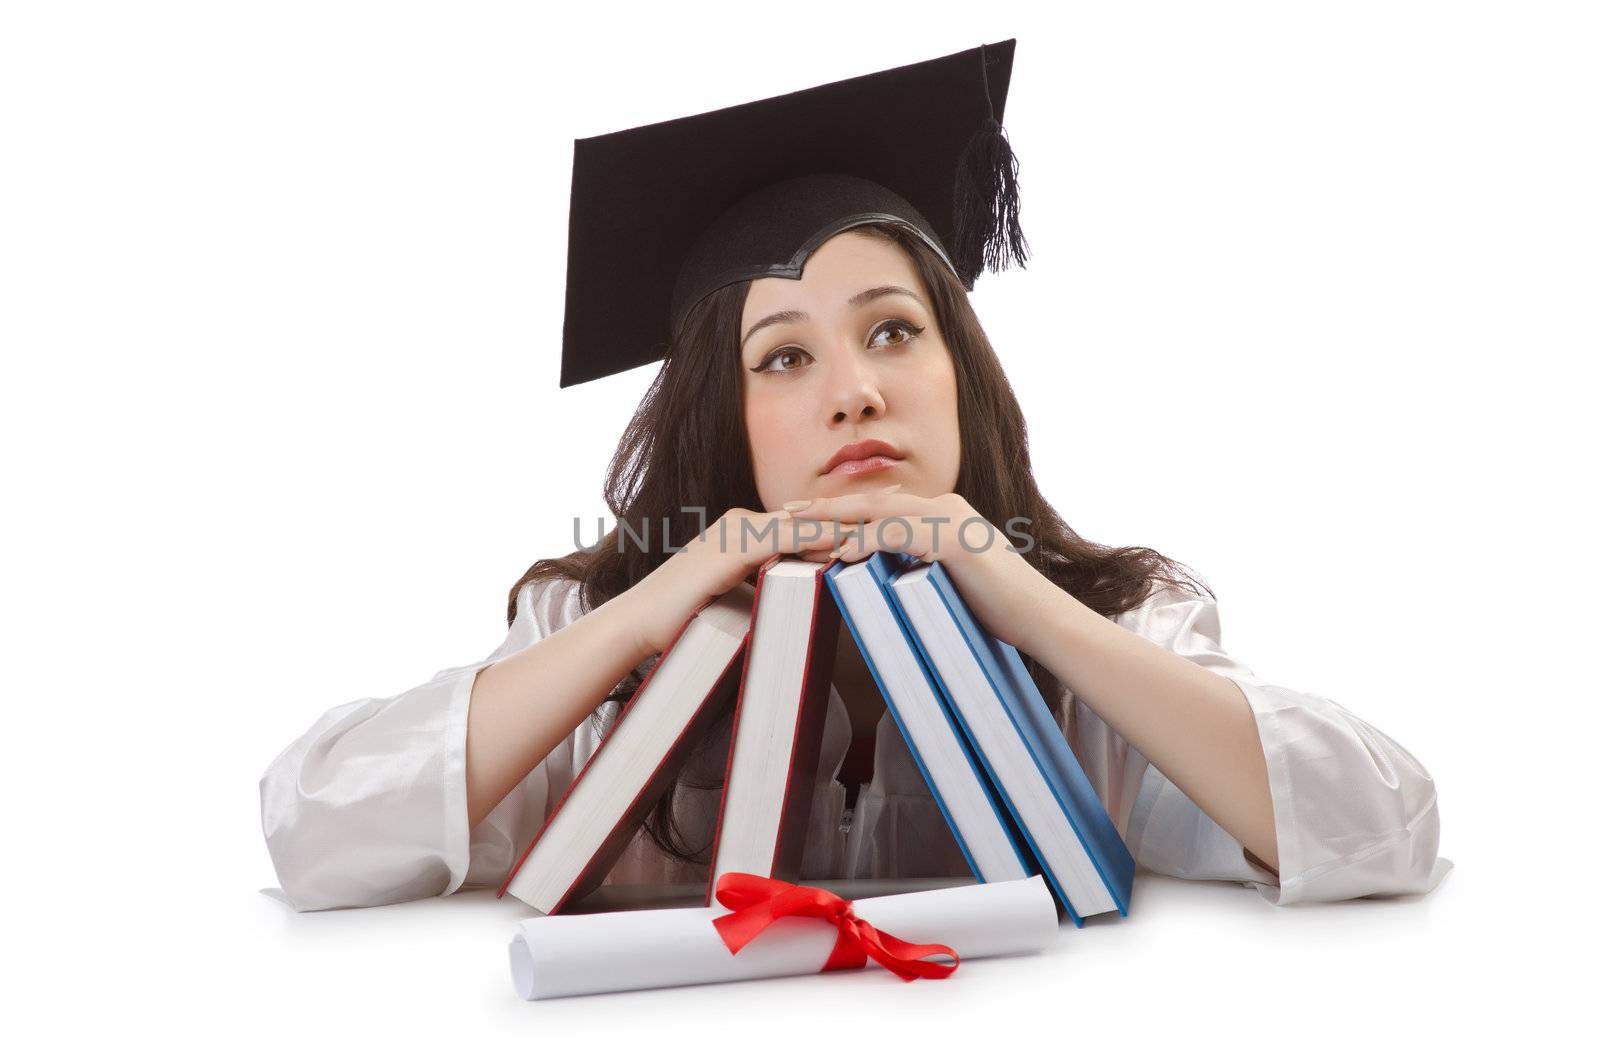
507, 221, 1210, 865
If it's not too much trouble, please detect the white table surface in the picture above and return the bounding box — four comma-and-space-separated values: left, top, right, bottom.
199, 858, 1556, 1057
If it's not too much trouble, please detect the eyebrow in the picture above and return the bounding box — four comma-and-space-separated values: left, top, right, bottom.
740, 285, 928, 351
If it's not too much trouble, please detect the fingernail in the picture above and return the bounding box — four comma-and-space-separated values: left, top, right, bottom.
783, 500, 812, 511
880, 484, 902, 494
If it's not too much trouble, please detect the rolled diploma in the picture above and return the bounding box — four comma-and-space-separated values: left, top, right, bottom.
509, 874, 1059, 1001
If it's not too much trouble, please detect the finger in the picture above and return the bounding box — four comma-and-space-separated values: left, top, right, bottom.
780, 514, 853, 553
774, 511, 884, 556
788, 485, 926, 527
707, 510, 794, 553
828, 516, 926, 562
787, 514, 863, 550
783, 482, 901, 513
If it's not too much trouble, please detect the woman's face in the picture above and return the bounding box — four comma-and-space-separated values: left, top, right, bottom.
739, 229, 961, 510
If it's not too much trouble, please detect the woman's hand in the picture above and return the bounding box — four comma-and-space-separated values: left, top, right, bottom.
785, 488, 1060, 656
617, 504, 863, 657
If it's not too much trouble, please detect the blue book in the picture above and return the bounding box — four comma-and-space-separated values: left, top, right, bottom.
887, 557, 1136, 925
822, 553, 1037, 891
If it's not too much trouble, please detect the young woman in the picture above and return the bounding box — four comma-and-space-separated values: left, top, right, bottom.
259, 218, 1448, 913
259, 42, 1449, 914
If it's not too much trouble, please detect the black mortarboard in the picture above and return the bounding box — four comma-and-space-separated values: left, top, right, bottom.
557, 39, 1029, 389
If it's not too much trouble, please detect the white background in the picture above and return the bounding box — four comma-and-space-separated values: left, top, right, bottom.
3, 1, 1594, 1054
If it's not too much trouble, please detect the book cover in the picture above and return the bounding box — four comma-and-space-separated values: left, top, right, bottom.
498, 585, 755, 913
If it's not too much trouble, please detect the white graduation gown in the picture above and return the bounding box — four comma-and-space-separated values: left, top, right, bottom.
259, 576, 1453, 912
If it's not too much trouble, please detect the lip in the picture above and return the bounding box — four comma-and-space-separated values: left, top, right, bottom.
821, 438, 905, 477
826, 455, 903, 478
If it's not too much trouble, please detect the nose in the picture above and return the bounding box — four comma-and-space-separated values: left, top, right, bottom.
828, 346, 886, 425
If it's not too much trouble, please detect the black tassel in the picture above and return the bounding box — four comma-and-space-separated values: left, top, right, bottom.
951, 116, 1030, 289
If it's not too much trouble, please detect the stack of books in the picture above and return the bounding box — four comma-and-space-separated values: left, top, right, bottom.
498, 552, 1135, 927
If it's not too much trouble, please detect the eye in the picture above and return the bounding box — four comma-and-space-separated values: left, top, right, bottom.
753, 347, 814, 374
870, 318, 925, 348
751, 319, 925, 375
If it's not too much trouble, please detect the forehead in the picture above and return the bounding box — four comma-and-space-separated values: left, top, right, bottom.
740, 229, 924, 325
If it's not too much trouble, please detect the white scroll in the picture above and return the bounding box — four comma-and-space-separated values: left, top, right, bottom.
509, 874, 1061, 1000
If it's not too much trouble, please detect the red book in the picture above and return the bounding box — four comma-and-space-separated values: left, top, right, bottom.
702, 558, 842, 906
498, 581, 756, 915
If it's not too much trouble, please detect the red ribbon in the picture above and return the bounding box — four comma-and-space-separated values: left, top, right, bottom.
710, 872, 959, 982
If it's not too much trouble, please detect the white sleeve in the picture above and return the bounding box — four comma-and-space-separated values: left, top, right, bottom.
1071, 584, 1453, 906
258, 576, 606, 912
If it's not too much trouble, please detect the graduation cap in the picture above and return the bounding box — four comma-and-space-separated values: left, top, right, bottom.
558, 38, 1029, 389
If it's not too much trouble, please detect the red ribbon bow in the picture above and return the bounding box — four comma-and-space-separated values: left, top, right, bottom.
710, 872, 959, 982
